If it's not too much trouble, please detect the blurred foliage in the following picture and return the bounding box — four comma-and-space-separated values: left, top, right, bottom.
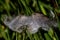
0, 0, 60, 40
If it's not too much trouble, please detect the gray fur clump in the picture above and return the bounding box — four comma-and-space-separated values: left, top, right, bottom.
2, 13, 57, 34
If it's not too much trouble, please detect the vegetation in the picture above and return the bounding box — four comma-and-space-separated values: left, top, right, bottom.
0, 0, 60, 40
